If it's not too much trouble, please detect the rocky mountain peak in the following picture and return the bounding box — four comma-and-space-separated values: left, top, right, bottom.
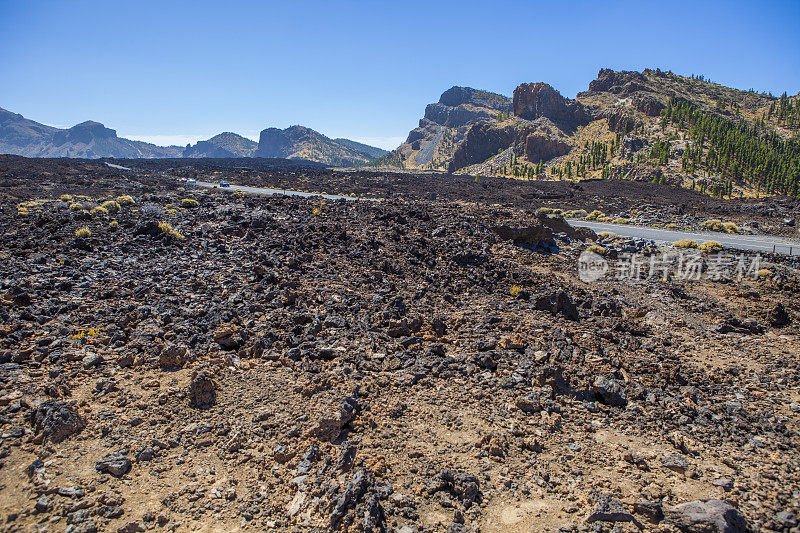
512, 83, 587, 126
53, 121, 117, 145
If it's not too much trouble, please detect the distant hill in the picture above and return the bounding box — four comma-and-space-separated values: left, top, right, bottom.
0, 108, 182, 158
332, 138, 388, 160
182, 132, 258, 158
254, 125, 386, 167
0, 107, 387, 166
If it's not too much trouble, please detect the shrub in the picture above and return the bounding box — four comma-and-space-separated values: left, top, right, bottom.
586, 244, 606, 255
75, 227, 91, 238
100, 200, 120, 214
181, 198, 199, 208
158, 221, 185, 240
757, 268, 773, 279
698, 240, 723, 252
116, 195, 135, 206
60, 194, 73, 203
673, 239, 698, 249
722, 222, 740, 234
17, 207, 29, 216
69, 202, 84, 211
509, 284, 523, 296
535, 207, 555, 216
563, 209, 589, 219
702, 219, 725, 232
586, 210, 605, 221
612, 217, 629, 224
90, 206, 108, 218
598, 231, 617, 238
109, 220, 119, 231
665, 223, 678, 230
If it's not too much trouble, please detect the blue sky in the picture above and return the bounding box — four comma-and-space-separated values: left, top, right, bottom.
1, 0, 798, 149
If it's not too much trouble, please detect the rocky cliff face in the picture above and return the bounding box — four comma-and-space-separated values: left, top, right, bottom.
513, 83, 588, 127
0, 109, 182, 158
392, 87, 512, 170
254, 126, 384, 167
183, 132, 258, 158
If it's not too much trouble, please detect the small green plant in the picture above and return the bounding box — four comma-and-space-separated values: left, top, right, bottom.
60, 194, 73, 202
509, 284, 524, 296
75, 227, 91, 238
585, 210, 605, 221
70, 327, 99, 340
665, 223, 678, 230
673, 239, 698, 249
90, 206, 108, 218
69, 202, 84, 211
158, 221, 185, 240
116, 195, 135, 206
698, 240, 723, 252
100, 200, 120, 214
757, 268, 773, 279
563, 209, 589, 219
586, 244, 606, 255
181, 198, 199, 208
109, 220, 119, 231
535, 207, 555, 216
611, 217, 629, 224
597, 231, 617, 238
17, 206, 29, 216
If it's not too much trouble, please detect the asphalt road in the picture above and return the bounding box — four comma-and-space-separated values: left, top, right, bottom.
188, 178, 799, 256
193, 181, 378, 202
569, 220, 800, 256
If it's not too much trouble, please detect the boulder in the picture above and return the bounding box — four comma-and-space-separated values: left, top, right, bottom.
188, 369, 216, 408
95, 452, 132, 477
533, 290, 579, 321
491, 224, 554, 245
27, 400, 86, 444
593, 376, 627, 407
665, 499, 747, 532
768, 303, 790, 327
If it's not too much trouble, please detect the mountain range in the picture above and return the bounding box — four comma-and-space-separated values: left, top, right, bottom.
0, 108, 387, 166
0, 108, 183, 159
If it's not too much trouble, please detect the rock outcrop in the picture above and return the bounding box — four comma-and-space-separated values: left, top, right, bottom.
513, 83, 588, 127
393, 87, 511, 170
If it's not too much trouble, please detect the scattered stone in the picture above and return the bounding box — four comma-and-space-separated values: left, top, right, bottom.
95, 452, 132, 477
188, 368, 216, 408
27, 400, 86, 444
159, 344, 188, 367
586, 494, 635, 523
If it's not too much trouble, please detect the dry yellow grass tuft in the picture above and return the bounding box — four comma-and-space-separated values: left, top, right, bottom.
698, 240, 723, 252
673, 239, 698, 249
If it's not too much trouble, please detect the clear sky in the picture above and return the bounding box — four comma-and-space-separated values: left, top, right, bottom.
1, 0, 798, 149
